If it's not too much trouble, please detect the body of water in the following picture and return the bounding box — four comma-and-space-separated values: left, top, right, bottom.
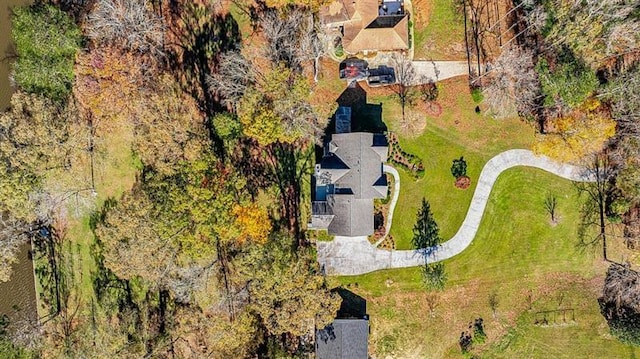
0, 0, 38, 332
0, 243, 37, 330
1, 0, 33, 110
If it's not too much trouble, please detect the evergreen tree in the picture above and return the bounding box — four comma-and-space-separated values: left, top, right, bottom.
413, 198, 447, 291
412, 198, 441, 249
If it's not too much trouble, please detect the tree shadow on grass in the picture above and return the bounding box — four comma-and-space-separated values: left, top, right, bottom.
164, 2, 241, 155
316, 82, 387, 162
333, 287, 367, 319
266, 142, 314, 246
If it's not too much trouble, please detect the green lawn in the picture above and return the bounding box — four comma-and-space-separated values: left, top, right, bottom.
59, 121, 138, 312
335, 168, 638, 358
412, 0, 467, 60
319, 78, 640, 358
371, 79, 535, 249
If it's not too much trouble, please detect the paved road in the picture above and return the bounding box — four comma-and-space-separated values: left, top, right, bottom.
412, 61, 469, 83
317, 149, 595, 276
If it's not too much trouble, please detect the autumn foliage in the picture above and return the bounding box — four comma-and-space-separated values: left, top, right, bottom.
233, 204, 272, 245
533, 99, 616, 162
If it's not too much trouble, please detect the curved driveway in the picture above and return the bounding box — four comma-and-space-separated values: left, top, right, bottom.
317, 149, 595, 276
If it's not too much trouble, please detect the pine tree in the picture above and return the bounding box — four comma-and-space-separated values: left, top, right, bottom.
412, 198, 441, 249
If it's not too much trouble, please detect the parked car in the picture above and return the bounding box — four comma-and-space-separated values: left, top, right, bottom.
339, 58, 369, 80
367, 65, 395, 87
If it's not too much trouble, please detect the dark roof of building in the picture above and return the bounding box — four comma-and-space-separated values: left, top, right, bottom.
327, 196, 374, 237
367, 14, 404, 28
315, 132, 388, 236
316, 319, 369, 359
330, 133, 387, 199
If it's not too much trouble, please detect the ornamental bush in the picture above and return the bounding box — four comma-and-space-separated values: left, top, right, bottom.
451, 156, 467, 179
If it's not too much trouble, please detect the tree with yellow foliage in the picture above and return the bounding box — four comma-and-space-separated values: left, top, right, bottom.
237, 64, 324, 145
238, 238, 340, 337
533, 99, 616, 162
232, 204, 272, 245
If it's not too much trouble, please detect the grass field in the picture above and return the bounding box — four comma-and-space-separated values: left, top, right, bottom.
335, 168, 639, 358
60, 120, 138, 311
412, 0, 467, 60
309, 72, 640, 357
368, 77, 535, 249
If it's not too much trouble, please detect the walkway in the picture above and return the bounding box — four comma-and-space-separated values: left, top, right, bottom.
317, 149, 595, 276
374, 165, 401, 247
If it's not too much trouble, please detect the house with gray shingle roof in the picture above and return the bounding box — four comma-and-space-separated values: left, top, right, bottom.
316, 318, 369, 359
310, 107, 388, 237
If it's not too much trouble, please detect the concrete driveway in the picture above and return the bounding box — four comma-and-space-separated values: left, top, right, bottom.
412, 61, 469, 83
317, 149, 596, 276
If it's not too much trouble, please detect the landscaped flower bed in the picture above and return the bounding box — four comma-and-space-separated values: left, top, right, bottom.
388, 132, 425, 178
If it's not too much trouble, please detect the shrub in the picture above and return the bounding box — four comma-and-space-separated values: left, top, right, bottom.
471, 88, 484, 104
12, 4, 82, 101
472, 318, 486, 344
536, 48, 598, 109
451, 156, 467, 178
388, 133, 425, 179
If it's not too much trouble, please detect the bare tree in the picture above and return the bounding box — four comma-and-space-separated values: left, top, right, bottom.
419, 76, 439, 103
463, 0, 490, 83
9, 315, 42, 350
298, 13, 325, 82
483, 44, 540, 119
206, 51, 255, 109
544, 192, 558, 224
488, 290, 499, 318
608, 67, 640, 138
425, 292, 440, 317
391, 53, 417, 122
0, 214, 38, 282
577, 151, 617, 261
259, 8, 321, 73
86, 0, 165, 55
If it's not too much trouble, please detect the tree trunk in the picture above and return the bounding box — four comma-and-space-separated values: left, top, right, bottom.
463, 0, 472, 77
600, 200, 608, 261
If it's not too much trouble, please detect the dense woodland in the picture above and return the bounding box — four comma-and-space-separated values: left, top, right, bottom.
0, 0, 337, 357
0, 0, 639, 357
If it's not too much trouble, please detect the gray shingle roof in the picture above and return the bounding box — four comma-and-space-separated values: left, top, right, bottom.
327, 196, 374, 237
316, 319, 369, 359
331, 133, 388, 200
314, 132, 388, 236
